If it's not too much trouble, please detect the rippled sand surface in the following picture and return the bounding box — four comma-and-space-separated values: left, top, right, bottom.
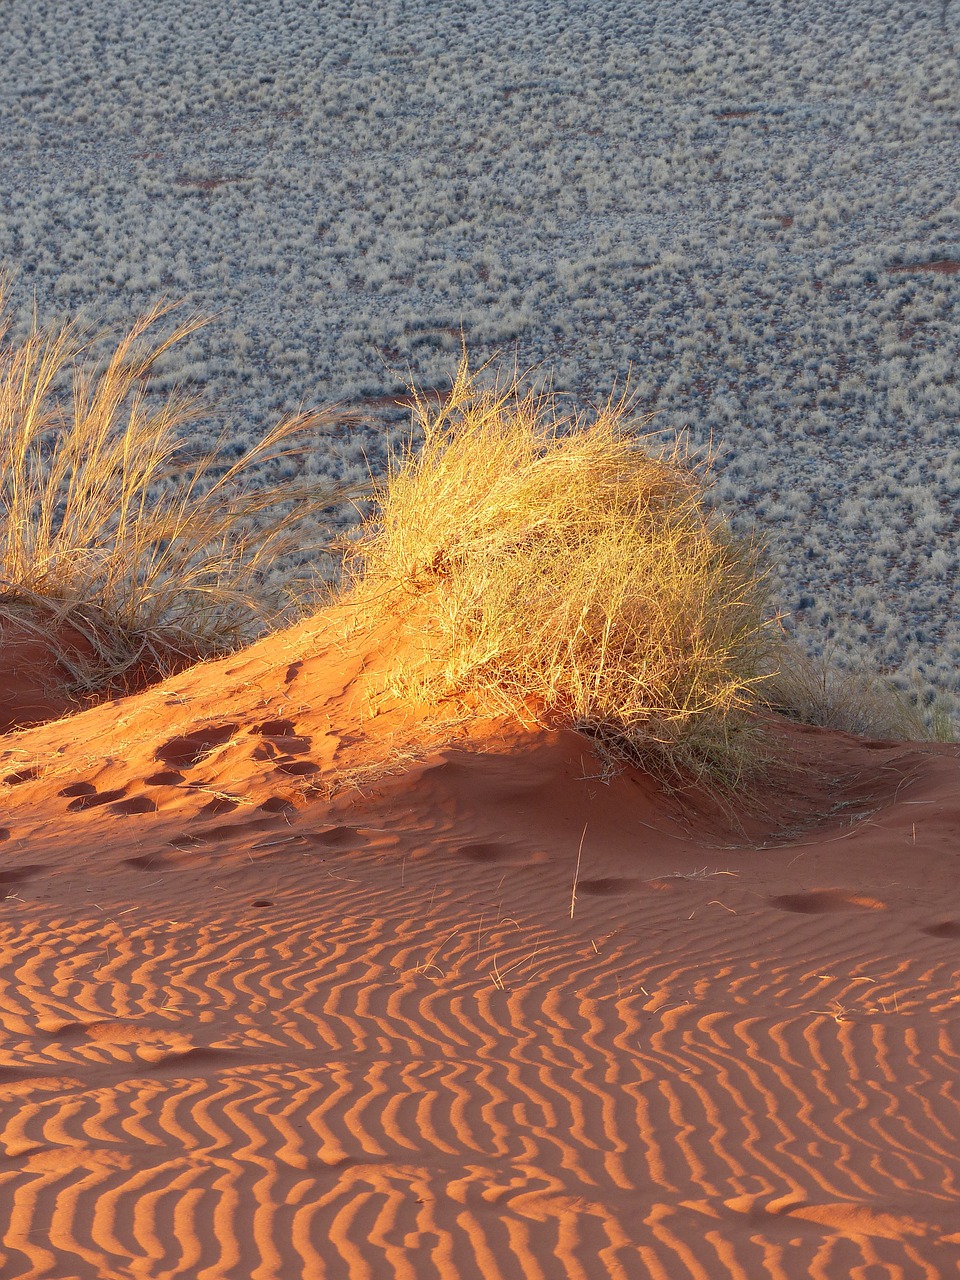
1, 608, 959, 1277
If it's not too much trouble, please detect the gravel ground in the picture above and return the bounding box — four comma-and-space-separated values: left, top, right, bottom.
1, 0, 958, 715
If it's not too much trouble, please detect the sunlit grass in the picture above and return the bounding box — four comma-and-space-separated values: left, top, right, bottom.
346, 358, 780, 784
0, 292, 355, 693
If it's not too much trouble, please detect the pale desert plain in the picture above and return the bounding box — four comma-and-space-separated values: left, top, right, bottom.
0, 601, 959, 1279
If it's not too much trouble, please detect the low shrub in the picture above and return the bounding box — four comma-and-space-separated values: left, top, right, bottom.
347, 359, 779, 783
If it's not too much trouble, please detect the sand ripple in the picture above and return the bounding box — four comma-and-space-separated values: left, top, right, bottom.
1, 617, 959, 1275
2, 857, 959, 1278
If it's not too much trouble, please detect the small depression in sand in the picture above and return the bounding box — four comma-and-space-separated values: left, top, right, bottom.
769, 889, 889, 914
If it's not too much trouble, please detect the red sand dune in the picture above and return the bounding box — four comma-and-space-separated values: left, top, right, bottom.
0, 614, 102, 733
1, 604, 959, 1278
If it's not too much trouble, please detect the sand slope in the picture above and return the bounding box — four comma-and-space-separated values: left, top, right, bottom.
1, 609, 959, 1279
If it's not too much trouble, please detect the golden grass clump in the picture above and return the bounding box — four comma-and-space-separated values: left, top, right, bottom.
348, 359, 778, 782
0, 292, 352, 690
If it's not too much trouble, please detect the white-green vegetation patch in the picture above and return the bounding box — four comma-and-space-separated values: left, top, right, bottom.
0, 0, 957, 722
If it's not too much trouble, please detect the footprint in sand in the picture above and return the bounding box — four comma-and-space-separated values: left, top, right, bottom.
170, 817, 277, 847
155, 723, 239, 768
147, 1045, 238, 1072
124, 845, 208, 869
769, 890, 887, 914
456, 841, 550, 867
122, 852, 167, 870
257, 796, 297, 814
247, 719, 318, 774
922, 920, 960, 938
576, 877, 639, 895
458, 842, 509, 863
0, 864, 45, 893
251, 721, 312, 759
110, 796, 157, 815
309, 825, 364, 848
722, 1192, 936, 1241
40, 1017, 184, 1047
196, 794, 240, 818
61, 784, 130, 812
251, 718, 298, 738
3, 765, 41, 785
37, 1019, 240, 1073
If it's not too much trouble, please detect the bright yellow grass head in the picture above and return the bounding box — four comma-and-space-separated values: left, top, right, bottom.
349, 359, 778, 783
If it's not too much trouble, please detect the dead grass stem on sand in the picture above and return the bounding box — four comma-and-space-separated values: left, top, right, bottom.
0, 292, 357, 693
345, 358, 780, 786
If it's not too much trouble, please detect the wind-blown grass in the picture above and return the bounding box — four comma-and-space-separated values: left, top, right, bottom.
347, 360, 779, 783
0, 294, 354, 692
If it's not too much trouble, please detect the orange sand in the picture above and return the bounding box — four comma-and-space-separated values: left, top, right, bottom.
1, 605, 959, 1278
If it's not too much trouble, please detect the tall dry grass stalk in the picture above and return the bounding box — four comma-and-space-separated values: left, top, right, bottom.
0, 293, 354, 686
347, 359, 779, 783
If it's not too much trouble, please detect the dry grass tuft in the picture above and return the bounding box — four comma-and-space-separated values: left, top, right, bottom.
0, 292, 355, 693
761, 643, 955, 742
346, 359, 779, 784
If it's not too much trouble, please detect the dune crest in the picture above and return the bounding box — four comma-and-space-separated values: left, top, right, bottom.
1, 608, 959, 1278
